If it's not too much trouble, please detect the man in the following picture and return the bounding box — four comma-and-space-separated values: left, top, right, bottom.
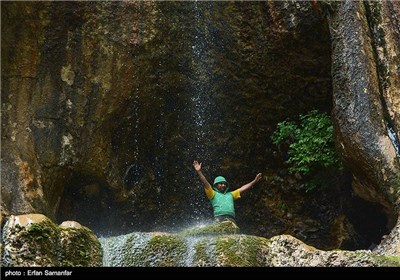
193, 160, 262, 224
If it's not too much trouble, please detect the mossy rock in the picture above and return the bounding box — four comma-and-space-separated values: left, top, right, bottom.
101, 231, 269, 267
2, 214, 102, 267
178, 221, 240, 237
120, 233, 188, 267
59, 221, 102, 267
343, 251, 400, 267
140, 233, 187, 266
2, 214, 61, 266
190, 235, 269, 267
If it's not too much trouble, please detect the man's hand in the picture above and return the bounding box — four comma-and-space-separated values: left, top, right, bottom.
238, 172, 263, 194
193, 160, 202, 171
193, 160, 211, 188
254, 173, 262, 183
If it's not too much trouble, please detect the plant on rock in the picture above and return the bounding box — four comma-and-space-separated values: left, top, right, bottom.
271, 110, 343, 191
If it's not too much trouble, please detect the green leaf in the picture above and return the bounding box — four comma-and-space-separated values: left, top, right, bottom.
271, 110, 343, 191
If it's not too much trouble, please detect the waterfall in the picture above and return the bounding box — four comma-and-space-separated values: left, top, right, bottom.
100, 233, 152, 267
123, 86, 141, 188
98, 221, 240, 266
190, 0, 213, 160
99, 232, 204, 267
188, 1, 215, 222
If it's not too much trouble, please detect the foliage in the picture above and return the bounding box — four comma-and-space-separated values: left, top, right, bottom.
271, 110, 343, 191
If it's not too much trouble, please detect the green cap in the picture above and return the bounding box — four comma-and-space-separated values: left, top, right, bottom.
213, 176, 228, 187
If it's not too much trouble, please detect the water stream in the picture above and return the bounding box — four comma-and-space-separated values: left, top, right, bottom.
188, 1, 215, 222
387, 124, 400, 158
191, 1, 213, 160
99, 232, 207, 267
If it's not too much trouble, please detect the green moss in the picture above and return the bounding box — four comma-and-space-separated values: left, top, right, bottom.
22, 221, 59, 240
122, 233, 187, 267
142, 234, 187, 266
351, 252, 400, 267
25, 223, 55, 241
59, 226, 102, 267
192, 238, 216, 267
6, 219, 61, 266
377, 255, 400, 265
214, 235, 267, 267
179, 221, 240, 237
120, 233, 149, 266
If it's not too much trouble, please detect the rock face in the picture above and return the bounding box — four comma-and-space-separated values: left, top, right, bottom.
1, 214, 102, 267
266, 235, 399, 267
329, 1, 400, 255
1, 1, 334, 237
99, 222, 400, 267
1, 0, 399, 255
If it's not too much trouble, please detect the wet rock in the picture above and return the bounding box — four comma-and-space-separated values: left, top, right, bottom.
100, 231, 400, 267
2, 214, 102, 267
179, 221, 239, 237
59, 221, 103, 266
329, 0, 400, 255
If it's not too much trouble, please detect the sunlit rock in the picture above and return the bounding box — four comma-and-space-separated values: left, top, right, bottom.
267, 235, 399, 267
373, 222, 400, 257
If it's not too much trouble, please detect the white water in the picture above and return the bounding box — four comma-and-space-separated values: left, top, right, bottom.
387, 125, 400, 158
99, 232, 151, 267
191, 0, 212, 158
189, 1, 214, 222
99, 231, 221, 267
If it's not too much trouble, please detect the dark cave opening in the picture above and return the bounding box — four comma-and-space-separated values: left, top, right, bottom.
343, 194, 390, 250
55, 173, 121, 236
56, 171, 163, 238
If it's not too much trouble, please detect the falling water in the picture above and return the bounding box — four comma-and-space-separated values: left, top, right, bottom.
98, 221, 249, 266
188, 1, 215, 222
100, 233, 132, 267
387, 124, 400, 158
99, 230, 223, 267
99, 232, 152, 267
123, 88, 141, 187
183, 237, 198, 266
191, 0, 213, 159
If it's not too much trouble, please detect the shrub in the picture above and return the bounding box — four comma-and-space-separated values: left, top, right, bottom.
271, 110, 343, 191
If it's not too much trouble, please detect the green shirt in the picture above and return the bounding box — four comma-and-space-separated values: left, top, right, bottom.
205, 187, 241, 217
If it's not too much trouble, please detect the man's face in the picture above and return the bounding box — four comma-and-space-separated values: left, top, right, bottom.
216, 182, 227, 192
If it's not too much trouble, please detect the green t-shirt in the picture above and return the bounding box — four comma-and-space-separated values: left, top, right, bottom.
206, 188, 241, 217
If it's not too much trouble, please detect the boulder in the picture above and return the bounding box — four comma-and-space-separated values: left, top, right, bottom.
2, 214, 102, 267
